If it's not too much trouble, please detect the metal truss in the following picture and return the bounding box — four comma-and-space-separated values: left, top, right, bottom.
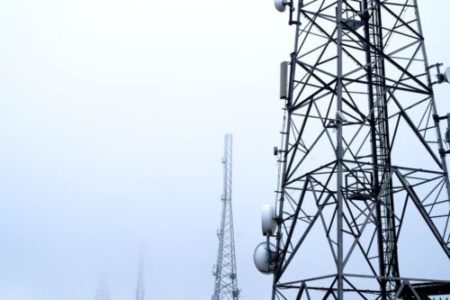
270, 0, 450, 299
213, 134, 240, 300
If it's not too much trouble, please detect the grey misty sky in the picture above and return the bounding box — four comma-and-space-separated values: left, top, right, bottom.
0, 0, 450, 299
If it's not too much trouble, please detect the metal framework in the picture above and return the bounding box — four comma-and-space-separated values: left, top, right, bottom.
136, 247, 145, 300
269, 0, 450, 298
212, 134, 240, 300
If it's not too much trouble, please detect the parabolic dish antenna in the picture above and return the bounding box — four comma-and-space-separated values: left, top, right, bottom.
254, 242, 276, 274
274, 0, 286, 12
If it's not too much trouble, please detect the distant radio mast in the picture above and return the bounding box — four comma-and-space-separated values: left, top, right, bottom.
95, 275, 110, 300
212, 134, 240, 300
135, 247, 145, 300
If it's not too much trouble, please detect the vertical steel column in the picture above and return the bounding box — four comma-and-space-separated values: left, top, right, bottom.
336, 1, 344, 299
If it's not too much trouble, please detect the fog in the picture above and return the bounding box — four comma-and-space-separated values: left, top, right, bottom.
0, 0, 449, 299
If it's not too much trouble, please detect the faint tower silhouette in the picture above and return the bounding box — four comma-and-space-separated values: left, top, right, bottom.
95, 274, 109, 300
135, 246, 145, 300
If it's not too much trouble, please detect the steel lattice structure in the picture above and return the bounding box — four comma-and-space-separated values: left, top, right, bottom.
267, 0, 450, 299
212, 134, 240, 300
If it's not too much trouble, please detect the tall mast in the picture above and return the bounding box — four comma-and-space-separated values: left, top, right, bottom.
212, 134, 240, 300
135, 246, 145, 300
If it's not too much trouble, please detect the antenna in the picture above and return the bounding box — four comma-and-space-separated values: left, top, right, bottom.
255, 204, 277, 274
135, 245, 145, 300
431, 63, 450, 84
257, 0, 450, 299
261, 204, 277, 236
274, 0, 287, 13
212, 134, 240, 300
254, 241, 276, 274
443, 67, 450, 83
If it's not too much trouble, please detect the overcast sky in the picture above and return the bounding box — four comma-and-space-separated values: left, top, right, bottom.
0, 1, 450, 299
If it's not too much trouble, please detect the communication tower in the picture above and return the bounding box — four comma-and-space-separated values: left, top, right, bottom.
136, 247, 145, 300
95, 276, 110, 300
212, 134, 240, 300
255, 0, 450, 299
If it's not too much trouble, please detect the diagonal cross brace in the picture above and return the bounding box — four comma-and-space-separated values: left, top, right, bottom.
394, 169, 450, 259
